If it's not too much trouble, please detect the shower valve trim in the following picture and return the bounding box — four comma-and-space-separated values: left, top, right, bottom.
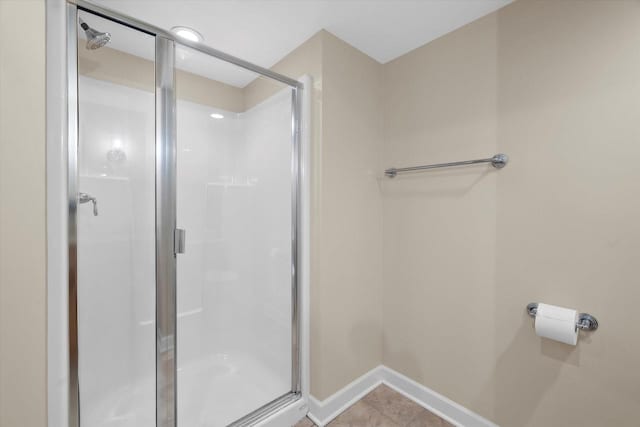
79, 192, 98, 216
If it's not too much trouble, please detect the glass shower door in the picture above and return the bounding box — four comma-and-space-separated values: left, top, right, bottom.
71, 5, 301, 425
75, 10, 156, 427
174, 45, 296, 426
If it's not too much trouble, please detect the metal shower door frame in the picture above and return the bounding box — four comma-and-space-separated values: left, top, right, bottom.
66, 2, 304, 426
155, 35, 177, 427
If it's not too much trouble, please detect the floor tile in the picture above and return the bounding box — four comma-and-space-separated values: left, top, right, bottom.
328, 400, 400, 427
407, 409, 455, 427
294, 416, 317, 427
304, 384, 454, 427
362, 385, 425, 425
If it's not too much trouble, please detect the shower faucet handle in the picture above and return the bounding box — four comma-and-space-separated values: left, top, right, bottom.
79, 192, 98, 216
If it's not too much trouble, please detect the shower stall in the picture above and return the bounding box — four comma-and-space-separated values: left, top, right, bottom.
65, 1, 308, 426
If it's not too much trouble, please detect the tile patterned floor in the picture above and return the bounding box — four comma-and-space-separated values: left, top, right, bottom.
293, 384, 454, 427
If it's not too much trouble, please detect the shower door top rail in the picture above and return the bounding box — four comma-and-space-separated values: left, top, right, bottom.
68, 0, 303, 89
384, 153, 509, 178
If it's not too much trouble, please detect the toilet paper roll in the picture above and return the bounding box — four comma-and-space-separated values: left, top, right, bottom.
534, 303, 578, 345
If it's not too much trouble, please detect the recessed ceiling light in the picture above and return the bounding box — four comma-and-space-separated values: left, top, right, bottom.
170, 26, 203, 43
210, 113, 224, 119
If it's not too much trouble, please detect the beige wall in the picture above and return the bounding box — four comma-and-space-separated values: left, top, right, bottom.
312, 32, 384, 399
381, 11, 499, 417
253, 30, 384, 400
243, 31, 323, 110
0, 1, 48, 427
381, 0, 640, 425
79, 46, 245, 112
494, 1, 640, 425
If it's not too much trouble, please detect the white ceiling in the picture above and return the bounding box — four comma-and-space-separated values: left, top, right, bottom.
88, 0, 512, 87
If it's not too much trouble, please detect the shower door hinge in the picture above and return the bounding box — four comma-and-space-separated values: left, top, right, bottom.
174, 228, 186, 255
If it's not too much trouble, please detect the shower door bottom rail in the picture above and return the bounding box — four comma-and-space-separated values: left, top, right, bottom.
228, 392, 303, 427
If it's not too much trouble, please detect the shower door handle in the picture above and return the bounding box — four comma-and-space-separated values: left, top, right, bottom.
79, 192, 98, 216
174, 228, 186, 254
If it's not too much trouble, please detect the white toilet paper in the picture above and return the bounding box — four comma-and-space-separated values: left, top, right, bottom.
534, 303, 578, 345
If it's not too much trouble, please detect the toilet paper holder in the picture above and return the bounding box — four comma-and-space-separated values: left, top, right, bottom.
526, 303, 599, 331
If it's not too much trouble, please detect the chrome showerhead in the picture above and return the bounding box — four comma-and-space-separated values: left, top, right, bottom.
79, 18, 111, 50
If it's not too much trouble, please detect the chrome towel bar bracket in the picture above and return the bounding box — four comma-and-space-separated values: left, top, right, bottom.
385, 153, 508, 178
526, 302, 598, 331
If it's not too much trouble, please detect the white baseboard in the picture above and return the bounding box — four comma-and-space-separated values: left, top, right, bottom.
307, 366, 384, 426
307, 365, 498, 427
378, 366, 499, 427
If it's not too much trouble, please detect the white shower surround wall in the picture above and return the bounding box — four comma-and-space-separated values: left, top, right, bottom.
75, 75, 300, 427
176, 88, 296, 426
77, 76, 156, 427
